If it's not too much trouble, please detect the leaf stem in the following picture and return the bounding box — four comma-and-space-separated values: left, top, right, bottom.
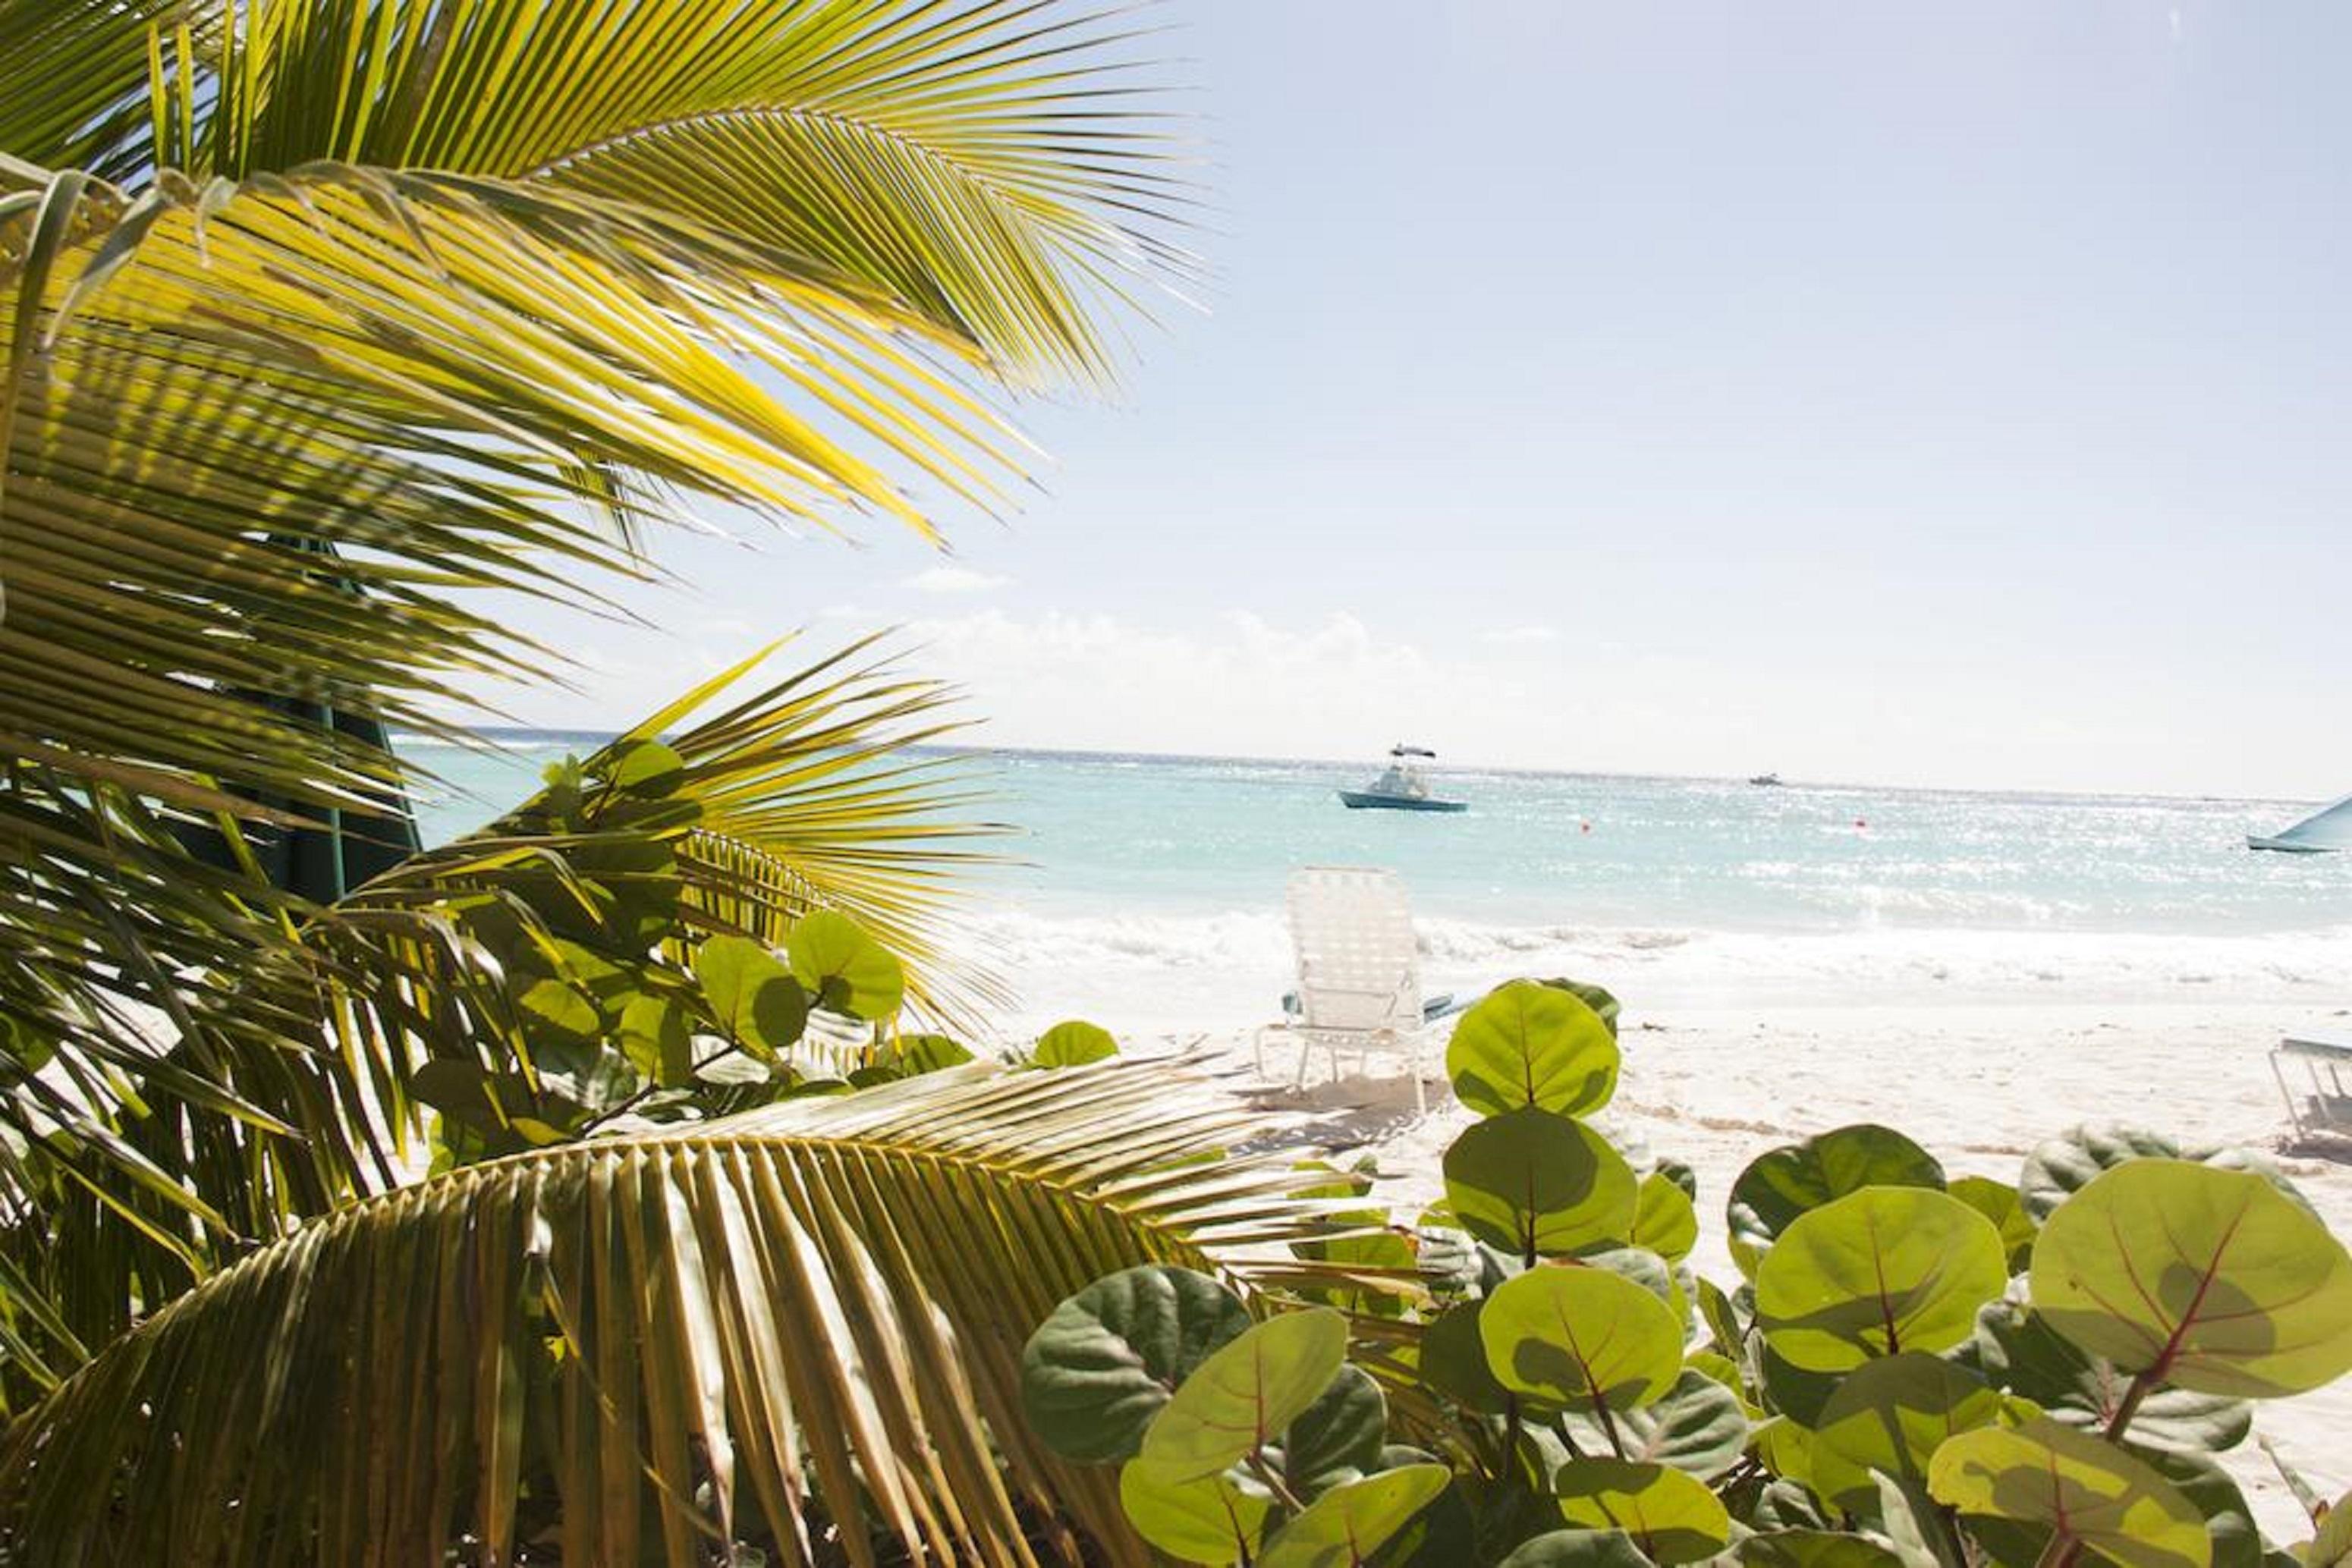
1589, 1390, 1629, 1460
2102, 1368, 2155, 1444
1244, 1452, 1307, 1516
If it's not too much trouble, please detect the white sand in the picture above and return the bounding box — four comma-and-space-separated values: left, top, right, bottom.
1085, 998, 2352, 1545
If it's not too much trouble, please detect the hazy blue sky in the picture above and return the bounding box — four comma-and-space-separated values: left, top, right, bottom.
495, 1, 2350, 799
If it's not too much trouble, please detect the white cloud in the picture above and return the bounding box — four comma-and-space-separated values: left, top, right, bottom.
1478, 625, 1558, 646
902, 565, 1011, 595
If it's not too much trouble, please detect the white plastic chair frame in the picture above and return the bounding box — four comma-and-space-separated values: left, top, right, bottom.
1254, 866, 1432, 1115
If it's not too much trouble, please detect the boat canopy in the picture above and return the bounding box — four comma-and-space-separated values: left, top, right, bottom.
2252, 793, 2352, 853
1391, 744, 1437, 758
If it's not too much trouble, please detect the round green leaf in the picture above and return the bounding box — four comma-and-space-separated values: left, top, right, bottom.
1034, 1018, 1118, 1068
617, 993, 693, 1086
1444, 1106, 1638, 1260
1555, 1458, 1732, 1566
1141, 1309, 1350, 1482
1273, 1364, 1388, 1498
693, 935, 807, 1062
1020, 1265, 1252, 1463
1479, 1265, 1685, 1415
1949, 1175, 2037, 1273
2141, 1450, 2262, 1568
2018, 1127, 2315, 1226
1446, 980, 1621, 1117
1739, 1531, 1911, 1568
1259, 1464, 1451, 1568
1633, 1172, 1700, 1263
604, 738, 685, 795
1928, 1416, 2212, 1568
1973, 1301, 2252, 1455
1809, 1352, 2007, 1509
1728, 1124, 1946, 1277
1755, 1187, 2008, 1370
1563, 1368, 1750, 1479
1119, 1460, 1273, 1566
1420, 1302, 1514, 1415
1500, 1530, 1656, 1568
888, 1032, 974, 1076
2029, 1159, 2352, 1397
785, 909, 904, 1020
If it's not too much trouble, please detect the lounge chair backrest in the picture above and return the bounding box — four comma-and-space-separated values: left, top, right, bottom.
1286, 866, 1420, 1032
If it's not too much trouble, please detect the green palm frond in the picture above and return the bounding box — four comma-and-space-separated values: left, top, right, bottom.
2, 638, 1008, 1394
0, 1063, 1341, 1567
102, 0, 1196, 385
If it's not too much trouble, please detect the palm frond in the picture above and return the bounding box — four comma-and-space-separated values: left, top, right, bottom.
0, 1062, 1341, 1566
125, 0, 1196, 385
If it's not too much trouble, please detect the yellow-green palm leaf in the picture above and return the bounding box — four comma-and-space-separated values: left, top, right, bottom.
0, 1063, 1335, 1566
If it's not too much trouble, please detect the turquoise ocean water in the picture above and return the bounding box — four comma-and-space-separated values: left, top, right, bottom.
402, 735, 2351, 1028
408, 735, 2344, 935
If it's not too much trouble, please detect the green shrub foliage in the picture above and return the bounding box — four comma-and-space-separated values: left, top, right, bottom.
1020, 978, 2352, 1566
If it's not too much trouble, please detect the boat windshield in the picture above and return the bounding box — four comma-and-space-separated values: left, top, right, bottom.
1373, 763, 1428, 798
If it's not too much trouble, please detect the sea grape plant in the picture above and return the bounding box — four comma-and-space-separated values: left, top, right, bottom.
1020, 979, 2352, 1566
400, 737, 1116, 1165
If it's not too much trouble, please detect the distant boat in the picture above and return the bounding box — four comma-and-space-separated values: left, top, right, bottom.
1338, 745, 1469, 813
1749, 771, 1784, 787
2248, 794, 2352, 853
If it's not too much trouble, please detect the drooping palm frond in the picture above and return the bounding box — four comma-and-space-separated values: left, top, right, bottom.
0, 1062, 1347, 1567
0, 637, 1008, 1397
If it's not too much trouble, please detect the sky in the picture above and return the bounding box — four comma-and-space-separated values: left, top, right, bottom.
486, 1, 2352, 800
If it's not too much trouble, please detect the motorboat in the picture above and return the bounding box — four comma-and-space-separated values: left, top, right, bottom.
1749, 771, 1784, 787
1338, 746, 1469, 813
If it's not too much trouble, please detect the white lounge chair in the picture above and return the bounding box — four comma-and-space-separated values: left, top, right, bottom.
1254, 866, 1435, 1114
2272, 1030, 2352, 1139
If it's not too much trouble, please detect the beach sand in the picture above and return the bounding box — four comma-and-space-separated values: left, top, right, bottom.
1102, 998, 2352, 1544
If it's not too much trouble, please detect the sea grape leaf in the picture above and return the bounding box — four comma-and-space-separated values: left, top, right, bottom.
1561, 1368, 1750, 1479
1554, 1459, 1732, 1566
1033, 1019, 1119, 1068
692, 935, 807, 1062
1257, 1464, 1451, 1568
2029, 1160, 2352, 1398
1271, 1364, 1389, 1498
1755, 1187, 2007, 1371
1632, 1172, 1700, 1262
1444, 1106, 1638, 1260
1758, 1340, 1841, 1427
1698, 1275, 1747, 1359
1973, 1301, 2252, 1455
1501, 1530, 1658, 1568
1447, 979, 1621, 1117
1540, 978, 1623, 1034
1728, 1124, 1947, 1277
1020, 1264, 1252, 1463
1118, 1460, 1274, 1566
1807, 1352, 2008, 1510
1421, 1302, 1514, 1415
1140, 1309, 1349, 1482
616, 993, 693, 1086
2140, 1450, 2262, 1568
888, 1032, 974, 1076
604, 739, 685, 795
785, 909, 904, 1020
1739, 1531, 1913, 1568
1927, 1417, 2211, 1568
1479, 1265, 1684, 1416
1948, 1175, 2037, 1273
2018, 1127, 2316, 1224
